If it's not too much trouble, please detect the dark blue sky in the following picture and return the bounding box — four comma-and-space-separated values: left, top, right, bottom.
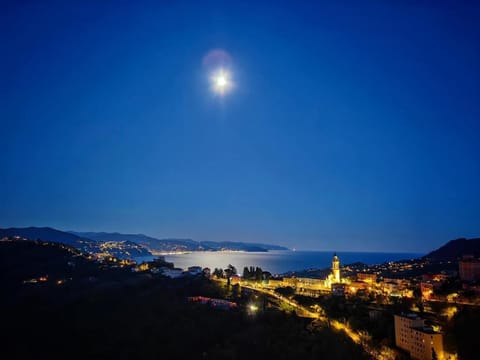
2, 1, 479, 252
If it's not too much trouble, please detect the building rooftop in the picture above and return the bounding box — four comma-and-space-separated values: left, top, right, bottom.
397, 312, 420, 319
411, 326, 441, 335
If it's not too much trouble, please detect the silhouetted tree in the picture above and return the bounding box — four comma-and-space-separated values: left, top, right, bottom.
255, 267, 263, 282
224, 264, 237, 287
213, 268, 224, 278
243, 267, 250, 280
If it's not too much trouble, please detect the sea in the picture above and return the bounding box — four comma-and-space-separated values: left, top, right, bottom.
135, 250, 424, 275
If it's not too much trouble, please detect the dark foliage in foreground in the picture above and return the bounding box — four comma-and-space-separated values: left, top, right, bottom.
2, 279, 367, 360
0, 240, 368, 360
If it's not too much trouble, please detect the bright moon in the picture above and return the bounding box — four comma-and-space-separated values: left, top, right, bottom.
216, 75, 227, 87
210, 69, 233, 96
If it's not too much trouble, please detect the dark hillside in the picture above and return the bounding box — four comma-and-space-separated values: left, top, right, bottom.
424, 238, 480, 261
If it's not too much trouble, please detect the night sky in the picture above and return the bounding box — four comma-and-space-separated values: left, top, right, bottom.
2, 1, 479, 252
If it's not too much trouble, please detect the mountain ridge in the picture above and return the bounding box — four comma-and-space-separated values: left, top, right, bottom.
0, 227, 289, 255
0, 227, 95, 249
71, 231, 289, 252
0, 227, 151, 259
423, 237, 480, 261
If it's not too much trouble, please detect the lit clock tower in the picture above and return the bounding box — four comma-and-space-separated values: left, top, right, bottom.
332, 253, 341, 283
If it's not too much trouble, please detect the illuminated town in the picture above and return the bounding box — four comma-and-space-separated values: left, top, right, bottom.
5, 233, 479, 359
204, 251, 478, 360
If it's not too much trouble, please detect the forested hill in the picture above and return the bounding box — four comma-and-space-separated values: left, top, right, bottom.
424, 238, 480, 261
0, 227, 151, 258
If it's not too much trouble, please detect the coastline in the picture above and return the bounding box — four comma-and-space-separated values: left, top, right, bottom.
150, 249, 277, 256
136, 250, 423, 275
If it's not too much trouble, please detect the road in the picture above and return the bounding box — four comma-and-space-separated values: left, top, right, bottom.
234, 281, 397, 360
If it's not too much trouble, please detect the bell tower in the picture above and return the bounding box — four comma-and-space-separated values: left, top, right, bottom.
332, 253, 340, 283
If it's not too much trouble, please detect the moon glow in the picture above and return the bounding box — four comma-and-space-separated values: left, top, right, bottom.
211, 68, 233, 96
